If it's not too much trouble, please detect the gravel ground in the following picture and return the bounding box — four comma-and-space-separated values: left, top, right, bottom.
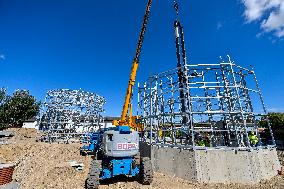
0, 128, 284, 189
277, 150, 284, 165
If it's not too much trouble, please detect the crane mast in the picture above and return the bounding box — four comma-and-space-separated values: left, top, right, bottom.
113, 0, 152, 129
174, 1, 189, 126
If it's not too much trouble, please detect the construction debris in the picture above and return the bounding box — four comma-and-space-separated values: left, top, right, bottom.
68, 160, 84, 171
0, 131, 15, 145
0, 131, 14, 138
0, 182, 20, 189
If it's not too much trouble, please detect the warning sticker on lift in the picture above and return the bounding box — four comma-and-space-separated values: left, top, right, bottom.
117, 143, 138, 150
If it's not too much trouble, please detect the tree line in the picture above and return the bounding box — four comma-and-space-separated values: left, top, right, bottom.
0, 89, 40, 129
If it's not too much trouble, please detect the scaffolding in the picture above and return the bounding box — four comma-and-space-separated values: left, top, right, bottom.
40, 89, 105, 143
138, 58, 275, 149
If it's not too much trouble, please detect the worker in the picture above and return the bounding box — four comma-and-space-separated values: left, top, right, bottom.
195, 132, 209, 147
248, 131, 259, 147
197, 140, 206, 147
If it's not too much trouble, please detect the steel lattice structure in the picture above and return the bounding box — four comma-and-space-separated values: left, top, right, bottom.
138, 59, 275, 149
40, 89, 105, 143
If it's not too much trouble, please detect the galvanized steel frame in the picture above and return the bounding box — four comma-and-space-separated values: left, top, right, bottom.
138, 60, 275, 149
40, 89, 105, 143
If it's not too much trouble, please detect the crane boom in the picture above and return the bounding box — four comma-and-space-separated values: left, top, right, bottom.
113, 0, 152, 128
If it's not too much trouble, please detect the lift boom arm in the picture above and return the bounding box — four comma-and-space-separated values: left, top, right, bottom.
113, 0, 152, 128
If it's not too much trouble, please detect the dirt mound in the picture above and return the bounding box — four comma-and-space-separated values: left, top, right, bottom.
6, 128, 38, 142
15, 143, 89, 189
0, 129, 90, 189
47, 166, 76, 179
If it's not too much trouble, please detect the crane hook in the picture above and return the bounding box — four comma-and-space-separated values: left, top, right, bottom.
174, 0, 179, 16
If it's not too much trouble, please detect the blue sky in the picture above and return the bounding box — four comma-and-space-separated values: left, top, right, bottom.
0, 0, 283, 115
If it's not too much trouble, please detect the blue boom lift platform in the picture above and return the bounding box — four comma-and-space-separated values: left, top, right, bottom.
81, 126, 152, 189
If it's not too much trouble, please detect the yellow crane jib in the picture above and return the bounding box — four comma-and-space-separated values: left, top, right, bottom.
113, 0, 152, 131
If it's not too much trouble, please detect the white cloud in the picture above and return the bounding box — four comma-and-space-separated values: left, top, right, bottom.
0, 54, 5, 60
217, 21, 223, 30
242, 0, 284, 38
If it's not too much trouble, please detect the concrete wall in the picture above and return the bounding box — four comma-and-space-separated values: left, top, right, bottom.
140, 142, 281, 184
195, 148, 280, 183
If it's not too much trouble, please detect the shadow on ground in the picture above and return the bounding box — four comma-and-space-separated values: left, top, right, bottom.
99, 175, 140, 185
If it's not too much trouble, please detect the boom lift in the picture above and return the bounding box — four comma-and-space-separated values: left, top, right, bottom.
81, 1, 153, 188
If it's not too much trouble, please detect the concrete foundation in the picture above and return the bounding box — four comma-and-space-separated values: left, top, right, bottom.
140, 142, 281, 184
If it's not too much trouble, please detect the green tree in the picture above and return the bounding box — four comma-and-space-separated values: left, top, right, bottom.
0, 88, 7, 105
0, 88, 9, 129
268, 112, 284, 128
0, 90, 40, 129
268, 112, 284, 140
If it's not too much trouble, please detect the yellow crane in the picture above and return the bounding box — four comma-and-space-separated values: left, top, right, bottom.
112, 0, 152, 131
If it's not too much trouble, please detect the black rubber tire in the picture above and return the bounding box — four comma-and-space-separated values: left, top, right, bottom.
140, 157, 153, 185
85, 159, 100, 189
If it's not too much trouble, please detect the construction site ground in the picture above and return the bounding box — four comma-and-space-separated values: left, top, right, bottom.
0, 128, 284, 189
